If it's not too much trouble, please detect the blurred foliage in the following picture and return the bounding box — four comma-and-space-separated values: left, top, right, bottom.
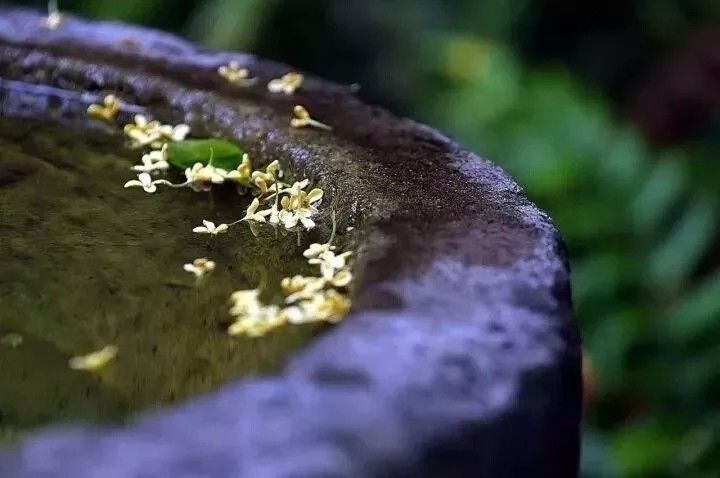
12, 0, 720, 476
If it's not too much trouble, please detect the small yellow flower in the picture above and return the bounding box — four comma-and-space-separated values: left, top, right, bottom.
193, 220, 229, 236
225, 153, 253, 186
299, 290, 351, 324
0, 333, 23, 348
124, 115, 190, 149
124, 115, 163, 148
242, 198, 273, 223
123, 172, 166, 193
183, 258, 216, 278
268, 72, 304, 95
132, 146, 169, 174
250, 160, 282, 196
184, 162, 228, 192
218, 61, 257, 86
229, 289, 261, 316
308, 250, 352, 280
303, 242, 336, 259
290, 105, 331, 130
277, 305, 306, 324
228, 311, 285, 337
159, 123, 191, 142
228, 289, 285, 337
43, 0, 63, 30
278, 188, 324, 230
328, 268, 353, 288
278, 180, 310, 196
69, 345, 118, 371
87, 94, 121, 121
281, 275, 326, 303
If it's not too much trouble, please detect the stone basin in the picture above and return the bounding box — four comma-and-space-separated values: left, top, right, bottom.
0, 8, 581, 477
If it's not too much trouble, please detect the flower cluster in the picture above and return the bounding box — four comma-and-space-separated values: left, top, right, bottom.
108, 84, 352, 339
123, 114, 190, 149
182, 156, 324, 234
239, 176, 324, 231
227, 241, 352, 338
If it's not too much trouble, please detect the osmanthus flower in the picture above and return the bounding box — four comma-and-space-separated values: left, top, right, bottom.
87, 94, 121, 121
277, 187, 324, 230
308, 250, 353, 280
277, 305, 306, 325
132, 146, 170, 174
303, 242, 336, 259
184, 162, 228, 192
276, 179, 310, 197
225, 153, 253, 188
277, 207, 315, 230
281, 274, 326, 303
228, 312, 286, 337
290, 105, 332, 131
43, 0, 63, 29
217, 61, 257, 86
124, 115, 190, 149
69, 345, 118, 371
228, 289, 262, 316
241, 198, 273, 222
124, 115, 164, 148
250, 160, 282, 196
298, 289, 351, 324
267, 72, 304, 95
327, 268, 353, 288
183, 257, 216, 278
227, 289, 285, 337
193, 220, 229, 236
123, 172, 169, 194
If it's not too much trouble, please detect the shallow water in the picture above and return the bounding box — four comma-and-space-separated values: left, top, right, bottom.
0, 117, 319, 440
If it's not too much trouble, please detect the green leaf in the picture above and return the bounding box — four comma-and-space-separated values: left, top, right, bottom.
666, 273, 720, 343
166, 139, 244, 171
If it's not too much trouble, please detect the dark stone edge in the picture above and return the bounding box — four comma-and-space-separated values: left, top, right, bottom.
0, 9, 582, 478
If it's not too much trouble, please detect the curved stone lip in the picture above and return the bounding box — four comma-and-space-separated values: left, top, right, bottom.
0, 8, 582, 478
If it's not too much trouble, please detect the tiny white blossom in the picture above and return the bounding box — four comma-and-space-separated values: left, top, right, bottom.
124, 172, 163, 193
303, 242, 336, 259
69, 345, 118, 371
218, 61, 257, 86
132, 148, 170, 174
290, 105, 331, 130
193, 220, 229, 235
43, 0, 63, 30
268, 72, 304, 95
242, 198, 272, 222
309, 250, 353, 280
184, 163, 228, 192
87, 94, 121, 121
124, 115, 191, 149
183, 258, 216, 279
159, 123, 191, 142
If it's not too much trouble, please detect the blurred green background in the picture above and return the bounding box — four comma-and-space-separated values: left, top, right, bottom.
15, 0, 720, 476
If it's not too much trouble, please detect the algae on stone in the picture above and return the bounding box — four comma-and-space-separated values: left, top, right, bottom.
0, 117, 319, 438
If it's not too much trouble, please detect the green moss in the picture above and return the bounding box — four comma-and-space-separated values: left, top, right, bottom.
0, 118, 322, 439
